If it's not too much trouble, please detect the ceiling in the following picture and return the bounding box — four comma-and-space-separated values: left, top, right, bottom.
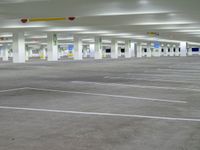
0, 0, 200, 45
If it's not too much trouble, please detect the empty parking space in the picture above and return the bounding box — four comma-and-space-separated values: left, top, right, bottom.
0, 57, 200, 149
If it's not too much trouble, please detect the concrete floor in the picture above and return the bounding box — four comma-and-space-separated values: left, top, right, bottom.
0, 56, 200, 150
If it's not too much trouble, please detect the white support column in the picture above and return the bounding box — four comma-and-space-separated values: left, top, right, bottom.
180, 42, 187, 56
111, 39, 118, 59
147, 44, 151, 57
2, 46, 9, 61
136, 43, 142, 58
74, 36, 83, 60
25, 51, 29, 61
175, 47, 180, 56
57, 46, 61, 59
47, 33, 58, 61
154, 47, 161, 57
169, 46, 174, 56
130, 42, 136, 57
29, 49, 33, 58
40, 47, 47, 60
13, 32, 25, 63
89, 44, 95, 58
164, 46, 168, 56
199, 48, 200, 56
125, 40, 131, 58
94, 37, 103, 59
188, 47, 193, 56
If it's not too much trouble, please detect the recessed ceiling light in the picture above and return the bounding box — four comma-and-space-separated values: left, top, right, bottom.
139, 0, 149, 4
168, 13, 176, 16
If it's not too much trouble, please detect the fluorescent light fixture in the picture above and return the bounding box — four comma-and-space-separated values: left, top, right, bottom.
0, 33, 13, 38
58, 43, 70, 45
82, 38, 94, 42
96, 11, 170, 16
25, 41, 39, 44
0, 40, 13, 43
57, 37, 73, 40
27, 35, 47, 39
41, 43, 47, 45
118, 41, 125, 44
159, 26, 200, 30
102, 33, 132, 36
121, 35, 147, 38
188, 42, 200, 46
139, 0, 149, 4
168, 13, 176, 16
184, 32, 200, 35
2, 24, 46, 28
46, 27, 86, 32
176, 30, 200, 32
78, 31, 111, 34
102, 40, 111, 43
133, 21, 195, 25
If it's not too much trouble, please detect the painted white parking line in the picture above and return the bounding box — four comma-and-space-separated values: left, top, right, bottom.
104, 76, 194, 83
0, 106, 199, 122
71, 81, 200, 92
26, 87, 187, 104
157, 68, 200, 73
125, 73, 200, 79
0, 87, 29, 93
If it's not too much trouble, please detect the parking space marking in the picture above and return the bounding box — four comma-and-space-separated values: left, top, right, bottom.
104, 76, 194, 83
71, 81, 200, 92
26, 87, 187, 104
0, 87, 29, 93
157, 68, 200, 73
0, 106, 199, 122
125, 73, 200, 79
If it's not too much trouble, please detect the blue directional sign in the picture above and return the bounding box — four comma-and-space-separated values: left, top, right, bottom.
68, 44, 74, 51
154, 41, 160, 49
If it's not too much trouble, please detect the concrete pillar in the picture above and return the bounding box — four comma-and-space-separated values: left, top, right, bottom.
175, 47, 180, 56
29, 49, 33, 58
58, 48, 61, 59
188, 47, 193, 56
2, 46, 9, 61
89, 44, 95, 58
180, 42, 187, 56
136, 43, 142, 58
130, 42, 136, 57
60, 50, 65, 57
169, 46, 174, 56
147, 44, 151, 57
111, 39, 118, 59
13, 32, 25, 63
40, 48, 47, 60
47, 33, 58, 61
57, 51, 62, 59
163, 46, 168, 56
199, 48, 200, 56
125, 40, 132, 58
25, 51, 29, 61
153, 48, 161, 57
74, 36, 83, 60
94, 37, 103, 59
